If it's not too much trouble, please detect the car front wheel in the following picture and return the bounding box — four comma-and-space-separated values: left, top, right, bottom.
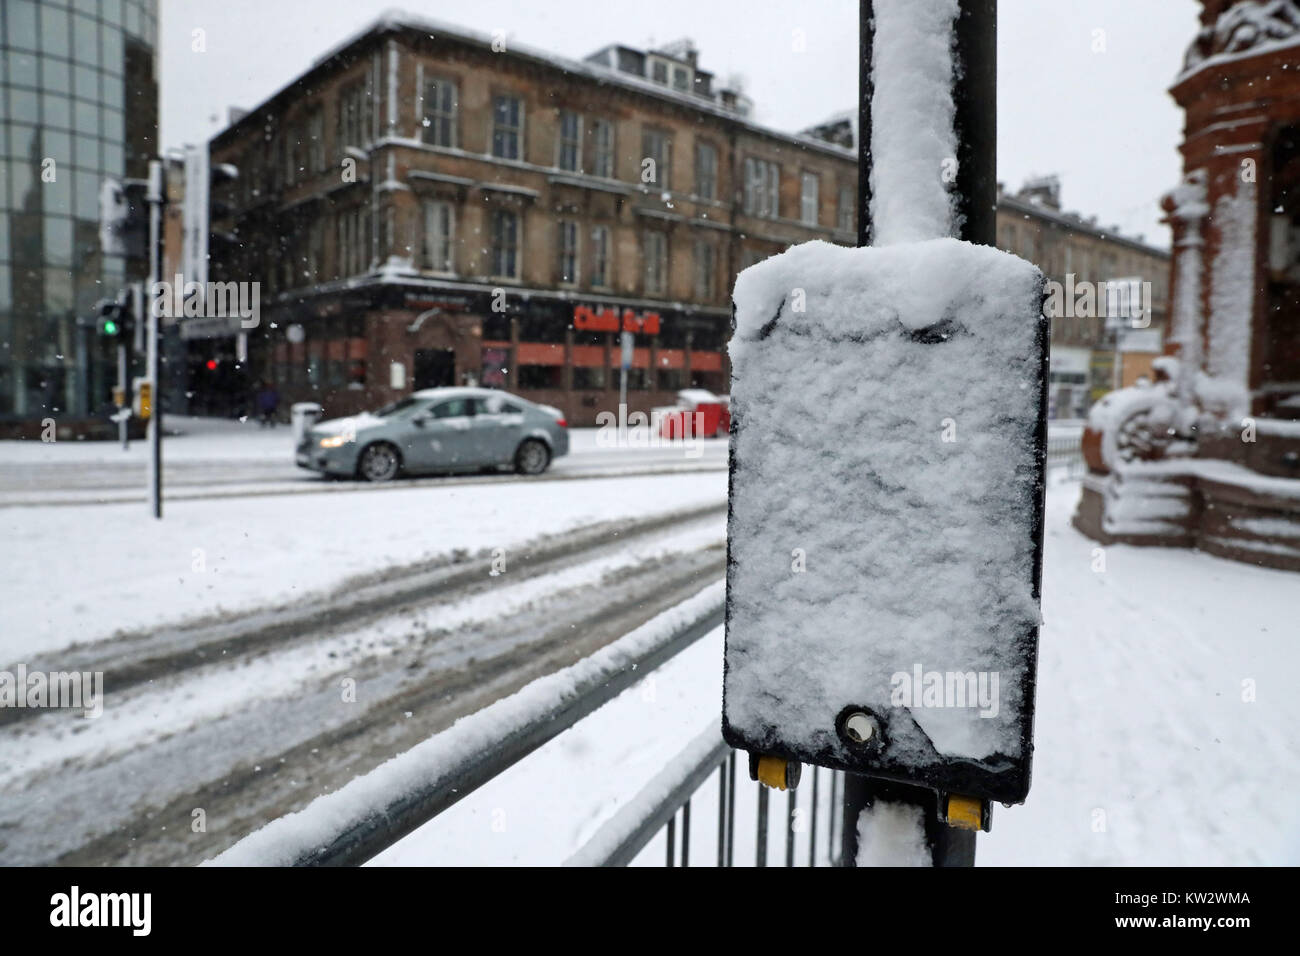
358, 442, 401, 482
514, 439, 551, 476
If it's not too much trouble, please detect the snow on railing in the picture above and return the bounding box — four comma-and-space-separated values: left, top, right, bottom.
564, 723, 731, 867
1046, 434, 1084, 478
565, 724, 850, 867
206, 582, 724, 867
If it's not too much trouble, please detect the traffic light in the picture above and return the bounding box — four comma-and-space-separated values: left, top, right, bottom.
95, 299, 131, 338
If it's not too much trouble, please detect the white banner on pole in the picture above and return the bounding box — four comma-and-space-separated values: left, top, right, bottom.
181, 144, 209, 288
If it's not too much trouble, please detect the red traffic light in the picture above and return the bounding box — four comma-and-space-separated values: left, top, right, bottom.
205, 359, 218, 371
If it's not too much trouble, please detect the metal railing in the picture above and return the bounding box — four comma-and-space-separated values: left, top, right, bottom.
1047, 432, 1084, 478
565, 725, 849, 867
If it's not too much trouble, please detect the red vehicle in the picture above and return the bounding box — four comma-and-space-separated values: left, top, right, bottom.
657, 389, 731, 439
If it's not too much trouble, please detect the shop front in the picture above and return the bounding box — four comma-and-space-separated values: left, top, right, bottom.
228, 283, 731, 425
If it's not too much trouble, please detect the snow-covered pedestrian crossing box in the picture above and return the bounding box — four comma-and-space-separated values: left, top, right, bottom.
723, 238, 1049, 803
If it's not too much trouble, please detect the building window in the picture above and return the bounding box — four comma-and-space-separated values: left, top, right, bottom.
838, 186, 854, 232
658, 368, 685, 391
339, 81, 371, 149
642, 129, 671, 190
800, 171, 820, 226
558, 110, 582, 172
591, 119, 615, 178
695, 142, 717, 200
558, 220, 579, 285
490, 208, 520, 279
650, 59, 669, 84
481, 348, 510, 388
491, 94, 523, 160
672, 66, 690, 91
423, 200, 454, 273
423, 76, 458, 148
283, 128, 298, 186
573, 367, 607, 390
743, 157, 780, 219
307, 108, 325, 173
591, 225, 612, 288
519, 316, 566, 343
337, 205, 372, 277
694, 240, 716, 301
306, 218, 325, 281
518, 365, 562, 389
644, 230, 668, 295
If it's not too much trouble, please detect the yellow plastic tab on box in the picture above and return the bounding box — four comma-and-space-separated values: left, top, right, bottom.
756, 756, 790, 791
946, 794, 983, 830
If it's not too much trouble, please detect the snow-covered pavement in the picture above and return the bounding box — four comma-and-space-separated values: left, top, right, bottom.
983, 479, 1300, 865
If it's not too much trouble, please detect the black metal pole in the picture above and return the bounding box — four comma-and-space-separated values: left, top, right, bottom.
147, 159, 164, 519
842, 0, 995, 869
841, 777, 975, 867
117, 342, 128, 449
857, 0, 874, 249
953, 0, 998, 247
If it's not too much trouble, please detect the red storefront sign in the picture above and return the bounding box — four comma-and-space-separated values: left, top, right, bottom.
573, 305, 661, 335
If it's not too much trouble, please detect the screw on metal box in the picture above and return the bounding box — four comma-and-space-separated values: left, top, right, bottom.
845, 712, 876, 744
835, 706, 885, 754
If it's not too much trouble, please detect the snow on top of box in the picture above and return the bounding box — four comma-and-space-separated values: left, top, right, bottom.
733, 238, 1030, 349
726, 238, 1044, 767
869, 0, 960, 245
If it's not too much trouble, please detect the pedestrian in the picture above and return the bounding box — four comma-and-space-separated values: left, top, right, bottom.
256, 381, 279, 427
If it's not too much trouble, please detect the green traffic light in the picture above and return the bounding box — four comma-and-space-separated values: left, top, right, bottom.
103, 320, 118, 335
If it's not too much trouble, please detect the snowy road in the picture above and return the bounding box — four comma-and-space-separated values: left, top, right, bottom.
0, 418, 727, 506
0, 501, 726, 865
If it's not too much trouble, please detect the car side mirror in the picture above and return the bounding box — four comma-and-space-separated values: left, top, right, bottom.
412, 413, 429, 427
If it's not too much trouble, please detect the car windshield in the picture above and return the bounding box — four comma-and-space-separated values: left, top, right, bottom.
373, 397, 423, 417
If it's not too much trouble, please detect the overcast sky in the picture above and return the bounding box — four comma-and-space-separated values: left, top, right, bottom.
160, 0, 1201, 249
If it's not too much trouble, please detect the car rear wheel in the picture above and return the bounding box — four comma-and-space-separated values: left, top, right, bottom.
358, 442, 401, 482
515, 439, 550, 476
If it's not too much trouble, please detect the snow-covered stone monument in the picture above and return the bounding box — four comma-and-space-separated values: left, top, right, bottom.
1075, 0, 1300, 571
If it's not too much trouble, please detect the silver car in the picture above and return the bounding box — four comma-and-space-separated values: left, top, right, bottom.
296, 387, 569, 482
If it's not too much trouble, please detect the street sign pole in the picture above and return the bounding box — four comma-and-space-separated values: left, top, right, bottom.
619, 330, 633, 414
839, 0, 997, 869
146, 160, 164, 520
117, 341, 129, 449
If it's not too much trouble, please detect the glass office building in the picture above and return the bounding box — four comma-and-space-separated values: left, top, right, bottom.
1, 0, 157, 430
